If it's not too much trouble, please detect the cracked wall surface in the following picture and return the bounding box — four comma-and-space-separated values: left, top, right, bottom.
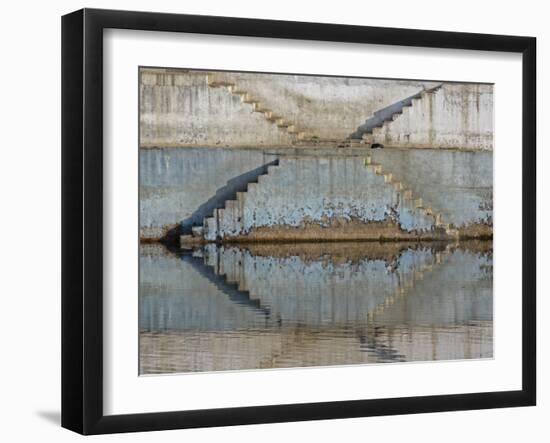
139, 147, 492, 241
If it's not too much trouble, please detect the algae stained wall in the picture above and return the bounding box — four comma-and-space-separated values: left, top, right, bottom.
140, 147, 492, 241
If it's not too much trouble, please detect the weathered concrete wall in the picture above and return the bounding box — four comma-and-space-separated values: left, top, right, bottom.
203, 156, 437, 241
370, 84, 493, 150
370, 148, 493, 227
140, 148, 278, 240
140, 70, 295, 148
140, 147, 493, 241
140, 68, 440, 147
207, 71, 439, 142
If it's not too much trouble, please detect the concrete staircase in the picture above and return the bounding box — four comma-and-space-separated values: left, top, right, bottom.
207, 73, 316, 142
191, 155, 457, 243
200, 161, 282, 242
207, 73, 445, 149
345, 84, 444, 147
363, 153, 458, 238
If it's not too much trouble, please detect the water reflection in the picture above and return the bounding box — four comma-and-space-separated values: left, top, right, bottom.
139, 241, 493, 374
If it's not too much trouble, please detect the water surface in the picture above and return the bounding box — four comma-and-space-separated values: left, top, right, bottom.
139, 241, 492, 374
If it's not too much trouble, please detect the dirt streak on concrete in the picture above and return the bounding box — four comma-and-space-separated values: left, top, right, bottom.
458, 223, 493, 240
221, 218, 452, 243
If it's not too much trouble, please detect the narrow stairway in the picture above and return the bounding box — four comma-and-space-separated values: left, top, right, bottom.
363, 153, 458, 238
207, 73, 315, 142
195, 155, 455, 242
200, 161, 281, 242
344, 84, 444, 147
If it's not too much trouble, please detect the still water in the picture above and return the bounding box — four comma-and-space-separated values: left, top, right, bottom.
139, 241, 493, 375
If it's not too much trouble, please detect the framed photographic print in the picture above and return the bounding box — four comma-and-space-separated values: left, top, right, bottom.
61, 8, 536, 435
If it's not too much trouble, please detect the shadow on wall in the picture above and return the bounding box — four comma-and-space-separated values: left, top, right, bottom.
350, 87, 434, 140
162, 159, 279, 244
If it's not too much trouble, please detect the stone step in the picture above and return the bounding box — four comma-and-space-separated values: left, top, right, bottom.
238, 93, 250, 102
208, 81, 235, 88
364, 159, 442, 227
191, 226, 204, 237
203, 216, 217, 237
362, 133, 374, 143
211, 75, 304, 142
238, 281, 248, 292
207, 75, 235, 88
225, 274, 238, 285
293, 138, 339, 145
224, 199, 237, 210
287, 125, 299, 134
447, 228, 460, 238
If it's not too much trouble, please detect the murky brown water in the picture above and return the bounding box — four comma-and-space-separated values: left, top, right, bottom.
139, 241, 493, 375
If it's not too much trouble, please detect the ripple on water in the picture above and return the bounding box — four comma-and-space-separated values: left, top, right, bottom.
139, 241, 493, 374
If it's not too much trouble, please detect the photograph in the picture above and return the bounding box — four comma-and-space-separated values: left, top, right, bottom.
138, 67, 494, 375
0, 1, 542, 440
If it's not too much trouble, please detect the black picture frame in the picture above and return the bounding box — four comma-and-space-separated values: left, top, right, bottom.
61, 8, 536, 435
